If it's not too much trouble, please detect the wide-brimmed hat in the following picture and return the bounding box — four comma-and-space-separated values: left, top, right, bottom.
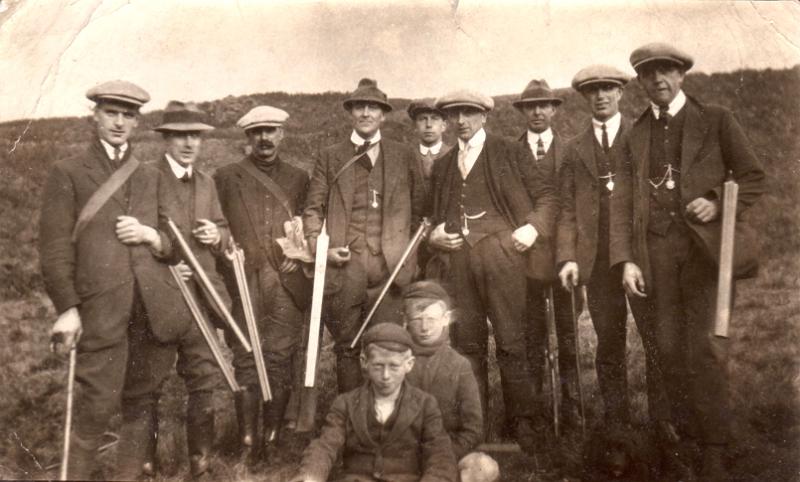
407, 99, 445, 120
512, 79, 563, 109
86, 80, 150, 108
630, 42, 694, 72
153, 101, 214, 132
237, 105, 290, 131
343, 78, 393, 112
435, 90, 494, 112
571, 65, 630, 92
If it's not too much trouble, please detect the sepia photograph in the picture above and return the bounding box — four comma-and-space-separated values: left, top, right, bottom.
0, 0, 798, 480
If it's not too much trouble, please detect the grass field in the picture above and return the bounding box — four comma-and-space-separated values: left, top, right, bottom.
0, 67, 798, 481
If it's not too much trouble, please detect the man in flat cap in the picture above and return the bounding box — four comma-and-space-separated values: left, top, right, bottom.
611, 42, 765, 480
426, 89, 558, 457
214, 105, 310, 460
292, 322, 457, 482
116, 101, 231, 480
513, 79, 581, 431
303, 78, 426, 393
407, 99, 452, 198
558, 65, 645, 430
39, 80, 176, 479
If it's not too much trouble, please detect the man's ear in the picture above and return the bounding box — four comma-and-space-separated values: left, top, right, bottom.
404, 355, 415, 373
443, 309, 453, 326
360, 352, 368, 370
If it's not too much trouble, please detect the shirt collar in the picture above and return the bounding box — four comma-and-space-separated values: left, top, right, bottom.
527, 127, 553, 146
165, 153, 193, 179
351, 129, 382, 147
99, 139, 128, 160
420, 141, 443, 156
592, 112, 621, 131
651, 89, 687, 119
457, 128, 486, 151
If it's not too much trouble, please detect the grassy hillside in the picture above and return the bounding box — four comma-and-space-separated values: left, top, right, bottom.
1, 67, 798, 480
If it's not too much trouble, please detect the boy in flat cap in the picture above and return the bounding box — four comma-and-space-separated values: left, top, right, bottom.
612, 42, 765, 480
303, 78, 426, 393
557, 65, 645, 430
426, 89, 558, 458
39, 80, 175, 479
293, 322, 457, 482
116, 101, 230, 480
402, 280, 493, 481
214, 105, 310, 460
407, 99, 452, 198
513, 79, 582, 432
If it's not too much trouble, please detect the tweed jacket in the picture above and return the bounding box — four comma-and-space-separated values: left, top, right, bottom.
303, 138, 427, 292
406, 342, 483, 460
297, 382, 457, 482
430, 133, 559, 281
610, 96, 766, 284
39, 140, 181, 351
556, 117, 631, 279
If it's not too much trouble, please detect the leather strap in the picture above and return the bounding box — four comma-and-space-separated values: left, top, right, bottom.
332, 143, 377, 184
236, 159, 294, 218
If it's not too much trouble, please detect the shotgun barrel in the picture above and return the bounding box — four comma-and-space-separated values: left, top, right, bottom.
59, 346, 76, 481
545, 287, 561, 438
714, 180, 739, 338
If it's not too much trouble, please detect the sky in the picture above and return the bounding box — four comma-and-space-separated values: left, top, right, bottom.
0, 0, 798, 121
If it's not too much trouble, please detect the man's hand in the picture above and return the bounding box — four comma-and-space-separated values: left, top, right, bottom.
511, 224, 538, 252
175, 261, 193, 281
280, 257, 299, 273
428, 222, 464, 251
622, 262, 647, 298
685, 197, 719, 224
559, 262, 579, 291
50, 307, 82, 356
327, 247, 351, 266
116, 215, 160, 246
192, 218, 221, 246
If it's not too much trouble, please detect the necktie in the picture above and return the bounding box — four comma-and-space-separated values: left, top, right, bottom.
112, 146, 122, 167
458, 144, 470, 179
658, 108, 671, 123
180, 172, 191, 183
601, 123, 610, 153
356, 140, 372, 170
536, 137, 546, 161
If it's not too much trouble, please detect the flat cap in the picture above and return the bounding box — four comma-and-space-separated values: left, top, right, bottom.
237, 106, 290, 131
512, 79, 562, 109
86, 80, 150, 107
362, 322, 414, 353
402, 280, 451, 307
343, 78, 393, 112
435, 89, 494, 112
571, 65, 630, 91
407, 99, 444, 120
630, 42, 694, 72
154, 101, 214, 132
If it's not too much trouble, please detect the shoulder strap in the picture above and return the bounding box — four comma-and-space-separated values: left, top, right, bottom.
332, 143, 377, 183
236, 160, 293, 218
71, 155, 140, 242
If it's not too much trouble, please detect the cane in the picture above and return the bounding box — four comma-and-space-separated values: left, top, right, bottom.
570, 287, 587, 438
60, 345, 77, 481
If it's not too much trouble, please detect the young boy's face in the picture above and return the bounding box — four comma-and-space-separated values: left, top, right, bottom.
405, 300, 451, 346
414, 112, 446, 147
362, 345, 414, 397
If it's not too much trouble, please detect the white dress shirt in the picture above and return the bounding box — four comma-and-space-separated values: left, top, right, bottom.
99, 139, 128, 161
592, 112, 622, 148
526, 128, 554, 158
651, 89, 687, 119
457, 128, 487, 177
419, 141, 443, 156
165, 153, 193, 179
351, 130, 382, 165
373, 386, 402, 424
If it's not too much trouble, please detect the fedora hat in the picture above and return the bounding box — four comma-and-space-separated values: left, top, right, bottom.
153, 101, 214, 132
512, 79, 563, 109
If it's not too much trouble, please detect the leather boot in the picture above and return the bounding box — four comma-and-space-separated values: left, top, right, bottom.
116, 397, 158, 480
262, 387, 291, 459
700, 444, 726, 482
234, 387, 261, 463
186, 391, 214, 480
335, 352, 363, 393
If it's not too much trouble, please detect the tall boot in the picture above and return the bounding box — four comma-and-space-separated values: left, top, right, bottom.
262, 386, 291, 458
116, 397, 158, 480
335, 351, 363, 393
234, 387, 261, 463
186, 391, 215, 480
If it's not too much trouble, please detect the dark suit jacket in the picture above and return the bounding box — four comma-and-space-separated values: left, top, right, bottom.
557, 118, 631, 280
406, 343, 483, 460
610, 96, 766, 284
39, 140, 180, 351
297, 382, 457, 482
214, 156, 310, 308
518, 129, 567, 180
415, 143, 454, 199
303, 138, 426, 292
430, 133, 559, 281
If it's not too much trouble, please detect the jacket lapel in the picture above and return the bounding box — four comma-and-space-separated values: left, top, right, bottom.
193, 172, 211, 222
349, 385, 378, 448
436, 148, 458, 219
84, 141, 127, 209
423, 345, 446, 389
679, 98, 709, 174
384, 383, 421, 445
334, 142, 355, 216
630, 110, 653, 184
234, 165, 266, 245
381, 141, 402, 215
126, 157, 147, 215
576, 127, 598, 178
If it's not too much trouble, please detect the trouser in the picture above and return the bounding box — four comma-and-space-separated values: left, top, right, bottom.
629, 224, 730, 444
432, 230, 538, 423
324, 249, 404, 393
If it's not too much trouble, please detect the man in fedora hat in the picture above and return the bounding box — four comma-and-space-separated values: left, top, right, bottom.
612, 42, 765, 480
557, 65, 643, 429
426, 89, 558, 459
303, 78, 426, 393
116, 100, 231, 480
513, 79, 581, 431
214, 105, 310, 461
39, 80, 177, 479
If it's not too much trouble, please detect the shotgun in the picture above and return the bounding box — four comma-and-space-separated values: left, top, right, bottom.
714, 180, 739, 338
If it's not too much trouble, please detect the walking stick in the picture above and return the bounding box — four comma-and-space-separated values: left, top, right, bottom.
570, 287, 587, 438
60, 345, 76, 481
349, 219, 431, 349
544, 287, 561, 438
